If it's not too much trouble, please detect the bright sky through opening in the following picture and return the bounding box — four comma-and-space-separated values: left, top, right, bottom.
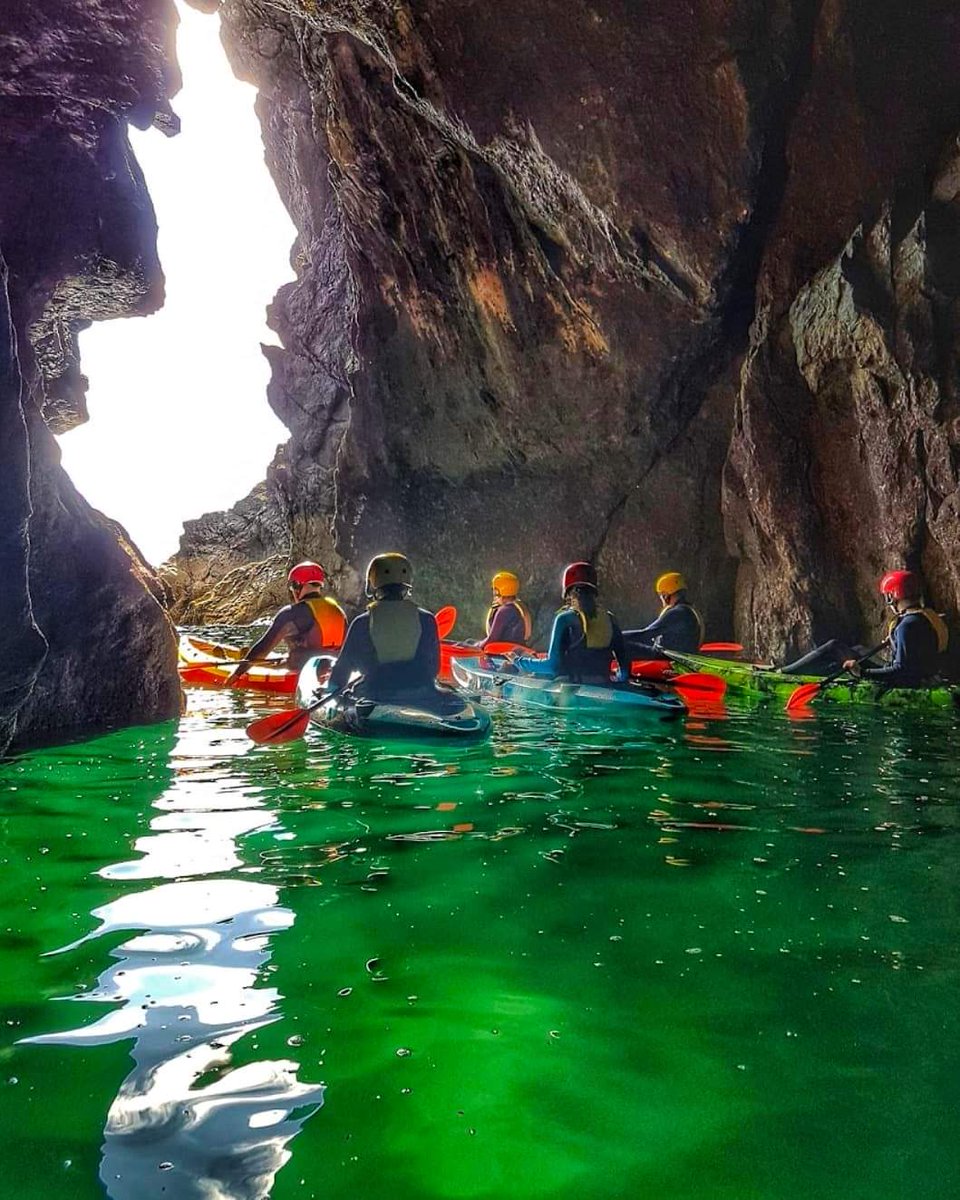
57, 1, 294, 567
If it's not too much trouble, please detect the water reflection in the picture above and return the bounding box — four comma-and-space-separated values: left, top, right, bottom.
20, 717, 322, 1199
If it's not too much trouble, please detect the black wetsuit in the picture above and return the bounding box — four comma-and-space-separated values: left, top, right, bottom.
781, 612, 943, 686
624, 602, 702, 656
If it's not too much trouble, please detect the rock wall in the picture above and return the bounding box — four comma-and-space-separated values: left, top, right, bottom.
0, 0, 183, 751
167, 0, 960, 658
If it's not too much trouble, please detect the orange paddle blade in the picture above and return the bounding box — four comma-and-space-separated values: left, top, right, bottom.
435, 606, 457, 639
785, 682, 821, 712
630, 660, 673, 680
247, 707, 310, 744
700, 642, 744, 654
670, 672, 726, 699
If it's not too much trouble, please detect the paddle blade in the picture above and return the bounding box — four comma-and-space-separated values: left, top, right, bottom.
785, 682, 821, 712
700, 642, 744, 654
435, 606, 457, 639
246, 707, 310, 744
630, 660, 673, 680
671, 672, 727, 699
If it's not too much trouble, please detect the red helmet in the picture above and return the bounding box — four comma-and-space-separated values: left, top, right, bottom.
879, 569, 921, 601
288, 560, 325, 589
562, 561, 598, 594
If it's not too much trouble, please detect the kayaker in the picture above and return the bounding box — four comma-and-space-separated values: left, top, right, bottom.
512, 562, 629, 683
845, 570, 948, 686
477, 571, 533, 648
326, 552, 441, 698
623, 571, 703, 655
224, 560, 348, 682
780, 569, 948, 684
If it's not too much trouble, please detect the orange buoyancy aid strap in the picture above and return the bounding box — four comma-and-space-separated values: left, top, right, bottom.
486, 600, 534, 642
369, 598, 422, 664
575, 607, 614, 649
305, 595, 348, 649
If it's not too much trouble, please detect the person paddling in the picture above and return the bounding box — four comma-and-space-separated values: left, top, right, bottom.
845, 571, 948, 686
477, 571, 533, 649
225, 561, 348, 684
325, 553, 440, 699
624, 571, 704, 656
512, 562, 629, 683
780, 570, 948, 684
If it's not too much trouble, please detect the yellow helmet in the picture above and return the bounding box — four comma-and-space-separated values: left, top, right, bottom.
366, 552, 413, 595
491, 570, 520, 597
655, 571, 686, 596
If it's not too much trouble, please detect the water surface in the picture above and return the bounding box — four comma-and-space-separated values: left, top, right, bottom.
2, 685, 959, 1198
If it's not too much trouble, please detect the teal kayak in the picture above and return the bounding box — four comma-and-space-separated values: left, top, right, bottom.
666, 651, 960, 709
296, 656, 492, 741
450, 655, 687, 719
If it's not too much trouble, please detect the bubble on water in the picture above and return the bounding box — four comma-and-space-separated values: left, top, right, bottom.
396, 1047, 411, 1057
287, 1034, 304, 1047
338, 988, 353, 997
158, 1162, 174, 1171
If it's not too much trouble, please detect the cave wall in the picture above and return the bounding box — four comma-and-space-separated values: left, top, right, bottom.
168, 0, 960, 656
0, 0, 183, 751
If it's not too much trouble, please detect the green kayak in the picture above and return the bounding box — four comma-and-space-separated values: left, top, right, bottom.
666, 652, 960, 709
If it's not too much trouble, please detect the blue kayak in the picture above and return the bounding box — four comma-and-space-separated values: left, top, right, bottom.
296, 656, 492, 741
450, 655, 687, 719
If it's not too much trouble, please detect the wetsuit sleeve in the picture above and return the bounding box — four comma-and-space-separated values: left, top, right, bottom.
516, 611, 572, 676
479, 605, 517, 648
862, 616, 932, 684
327, 615, 372, 691
625, 609, 669, 641
242, 606, 298, 661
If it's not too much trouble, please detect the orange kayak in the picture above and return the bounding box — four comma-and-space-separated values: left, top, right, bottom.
177, 635, 298, 695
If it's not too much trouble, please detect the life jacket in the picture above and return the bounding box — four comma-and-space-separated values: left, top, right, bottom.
574, 607, 614, 649
556, 606, 617, 681
681, 602, 705, 648
369, 598, 422, 664
304, 595, 348, 649
485, 599, 533, 643
888, 608, 949, 654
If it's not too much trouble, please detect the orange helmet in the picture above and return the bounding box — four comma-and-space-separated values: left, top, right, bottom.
562, 562, 597, 594
491, 571, 520, 597
288, 561, 325, 588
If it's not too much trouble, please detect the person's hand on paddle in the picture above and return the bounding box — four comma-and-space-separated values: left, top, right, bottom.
842, 659, 862, 677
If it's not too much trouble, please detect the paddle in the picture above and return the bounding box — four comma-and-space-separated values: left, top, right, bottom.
700, 642, 744, 654
435, 606, 456, 638
246, 675, 362, 744
179, 656, 286, 672
784, 641, 887, 712
667, 672, 726, 699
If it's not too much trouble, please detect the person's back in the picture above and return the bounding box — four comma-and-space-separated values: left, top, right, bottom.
226, 561, 347, 683
480, 571, 533, 648
327, 553, 440, 699
624, 572, 703, 655
862, 607, 946, 687
514, 562, 628, 684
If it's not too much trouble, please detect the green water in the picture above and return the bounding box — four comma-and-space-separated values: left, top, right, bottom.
2, 686, 960, 1199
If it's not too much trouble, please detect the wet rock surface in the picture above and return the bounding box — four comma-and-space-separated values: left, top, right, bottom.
0, 0, 182, 751
5, 1, 960, 752
169, 0, 960, 659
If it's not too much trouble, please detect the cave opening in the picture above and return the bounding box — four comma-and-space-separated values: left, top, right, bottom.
55, 0, 295, 568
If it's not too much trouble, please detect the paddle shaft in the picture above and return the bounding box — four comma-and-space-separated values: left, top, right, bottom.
255, 675, 363, 744
814, 640, 888, 688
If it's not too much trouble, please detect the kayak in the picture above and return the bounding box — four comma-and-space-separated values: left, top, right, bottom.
296, 656, 492, 741
666, 651, 960, 709
450, 655, 687, 718
177, 634, 298, 695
